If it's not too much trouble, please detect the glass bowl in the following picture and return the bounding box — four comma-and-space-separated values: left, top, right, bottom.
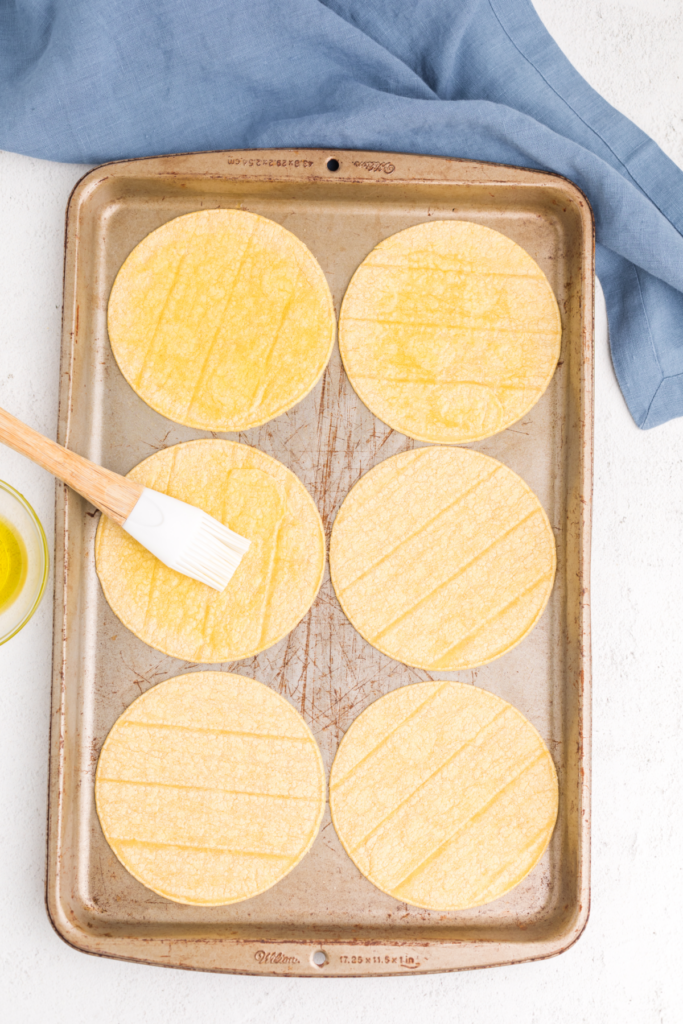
0, 480, 49, 645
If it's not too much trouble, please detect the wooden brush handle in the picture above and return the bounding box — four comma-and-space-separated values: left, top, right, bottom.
0, 406, 143, 525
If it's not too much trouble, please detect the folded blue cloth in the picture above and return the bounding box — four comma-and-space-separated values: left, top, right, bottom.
2, 0, 682, 429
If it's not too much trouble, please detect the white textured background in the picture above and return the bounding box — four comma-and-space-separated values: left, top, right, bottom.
1, 1, 683, 1019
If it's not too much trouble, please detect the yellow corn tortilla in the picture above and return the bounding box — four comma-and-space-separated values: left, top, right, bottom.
96, 671, 326, 905
95, 439, 325, 662
339, 220, 561, 443
108, 209, 335, 431
330, 680, 558, 910
329, 446, 555, 670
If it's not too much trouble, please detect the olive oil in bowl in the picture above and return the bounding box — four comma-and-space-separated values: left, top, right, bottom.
0, 517, 28, 613
0, 481, 48, 644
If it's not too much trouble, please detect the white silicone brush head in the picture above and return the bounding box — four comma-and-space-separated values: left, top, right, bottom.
122, 488, 250, 591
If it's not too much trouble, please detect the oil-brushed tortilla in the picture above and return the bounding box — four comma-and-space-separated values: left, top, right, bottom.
96, 671, 326, 905
329, 446, 556, 670
339, 220, 561, 443
95, 439, 325, 662
108, 209, 335, 431
330, 680, 558, 910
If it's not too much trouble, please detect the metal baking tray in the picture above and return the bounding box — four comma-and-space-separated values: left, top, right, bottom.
47, 149, 593, 976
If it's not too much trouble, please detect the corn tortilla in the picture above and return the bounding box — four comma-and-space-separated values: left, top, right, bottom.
108, 209, 335, 431
329, 446, 556, 670
96, 671, 326, 905
339, 220, 561, 443
330, 680, 558, 910
95, 439, 325, 662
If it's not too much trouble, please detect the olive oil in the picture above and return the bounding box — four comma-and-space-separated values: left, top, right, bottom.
0, 516, 27, 613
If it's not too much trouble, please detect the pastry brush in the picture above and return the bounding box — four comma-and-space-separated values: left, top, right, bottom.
0, 406, 250, 591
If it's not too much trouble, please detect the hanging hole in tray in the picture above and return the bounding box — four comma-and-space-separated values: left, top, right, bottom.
311, 950, 328, 968
326, 158, 340, 172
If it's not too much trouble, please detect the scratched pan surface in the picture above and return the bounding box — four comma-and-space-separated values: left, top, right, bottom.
48, 150, 593, 976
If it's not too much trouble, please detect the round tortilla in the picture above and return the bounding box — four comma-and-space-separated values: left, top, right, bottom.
95, 439, 325, 662
329, 446, 556, 670
108, 209, 335, 431
96, 671, 326, 905
330, 680, 558, 910
339, 220, 561, 443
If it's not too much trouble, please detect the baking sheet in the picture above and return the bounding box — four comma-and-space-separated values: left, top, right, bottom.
47, 149, 593, 975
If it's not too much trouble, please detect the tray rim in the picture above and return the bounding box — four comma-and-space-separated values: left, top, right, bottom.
47, 147, 594, 977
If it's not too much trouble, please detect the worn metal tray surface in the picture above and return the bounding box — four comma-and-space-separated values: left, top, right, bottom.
48, 149, 593, 976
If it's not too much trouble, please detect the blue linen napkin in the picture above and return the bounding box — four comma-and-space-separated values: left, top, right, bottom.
2, 0, 682, 430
